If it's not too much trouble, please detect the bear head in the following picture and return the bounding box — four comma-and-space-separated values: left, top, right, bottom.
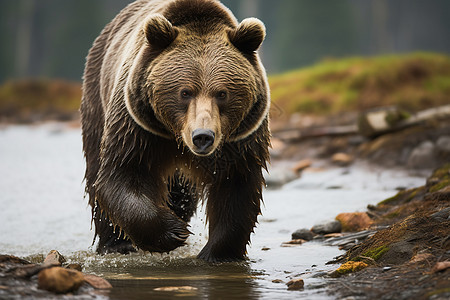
125, 0, 269, 157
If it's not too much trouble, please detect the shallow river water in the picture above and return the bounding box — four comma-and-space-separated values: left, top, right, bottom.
0, 124, 427, 299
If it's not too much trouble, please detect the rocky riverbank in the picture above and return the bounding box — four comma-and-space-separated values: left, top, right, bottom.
0, 251, 112, 299
325, 164, 450, 299
267, 112, 450, 298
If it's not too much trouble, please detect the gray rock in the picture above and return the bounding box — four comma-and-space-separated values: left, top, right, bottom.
311, 220, 342, 234
436, 136, 450, 153
407, 141, 436, 169
263, 167, 298, 188
292, 228, 315, 241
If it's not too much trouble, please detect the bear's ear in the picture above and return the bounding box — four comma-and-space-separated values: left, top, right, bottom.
143, 14, 178, 50
228, 17, 266, 53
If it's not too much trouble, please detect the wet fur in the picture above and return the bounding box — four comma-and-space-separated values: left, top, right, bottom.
81, 0, 270, 262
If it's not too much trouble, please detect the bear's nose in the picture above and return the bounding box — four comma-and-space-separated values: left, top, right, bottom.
192, 129, 215, 154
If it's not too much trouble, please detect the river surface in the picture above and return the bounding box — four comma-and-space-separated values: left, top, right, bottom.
0, 124, 427, 299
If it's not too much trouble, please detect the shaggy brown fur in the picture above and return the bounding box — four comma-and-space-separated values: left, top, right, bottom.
81, 0, 270, 262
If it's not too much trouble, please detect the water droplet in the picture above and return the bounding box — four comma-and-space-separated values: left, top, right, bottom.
213, 171, 216, 175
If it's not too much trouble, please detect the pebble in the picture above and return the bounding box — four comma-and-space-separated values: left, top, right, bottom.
291, 228, 315, 241
436, 136, 450, 153
272, 279, 284, 283
292, 159, 312, 174
282, 239, 306, 246
311, 220, 342, 234
38, 267, 84, 294
286, 278, 304, 290
84, 274, 113, 289
43, 250, 66, 266
431, 261, 450, 273
407, 141, 437, 169
335, 212, 373, 232
264, 167, 298, 188
331, 153, 353, 166
65, 263, 82, 272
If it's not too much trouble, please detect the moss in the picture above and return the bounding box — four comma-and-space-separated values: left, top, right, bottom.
429, 179, 450, 193
378, 186, 425, 206
360, 245, 389, 261
431, 164, 450, 180
333, 261, 369, 276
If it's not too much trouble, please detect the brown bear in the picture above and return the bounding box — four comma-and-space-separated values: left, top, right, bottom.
81, 0, 270, 262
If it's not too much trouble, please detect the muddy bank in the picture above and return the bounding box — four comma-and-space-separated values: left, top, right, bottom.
325, 164, 450, 299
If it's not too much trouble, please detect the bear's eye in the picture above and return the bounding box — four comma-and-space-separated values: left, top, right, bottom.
180, 89, 193, 99
216, 91, 227, 101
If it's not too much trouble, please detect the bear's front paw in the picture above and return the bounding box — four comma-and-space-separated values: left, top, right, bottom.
129, 209, 191, 253
197, 243, 245, 263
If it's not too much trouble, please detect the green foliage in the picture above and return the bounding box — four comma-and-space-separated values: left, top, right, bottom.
269, 52, 450, 116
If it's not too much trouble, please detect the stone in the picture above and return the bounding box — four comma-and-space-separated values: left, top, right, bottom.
291, 228, 315, 241
431, 261, 450, 273
335, 212, 373, 232
436, 136, 450, 153
272, 279, 284, 283
43, 250, 66, 266
292, 159, 312, 174
286, 278, 304, 290
282, 239, 306, 245
38, 267, 84, 294
407, 141, 437, 170
65, 263, 82, 272
264, 167, 298, 188
311, 220, 342, 234
331, 153, 353, 166
84, 274, 112, 289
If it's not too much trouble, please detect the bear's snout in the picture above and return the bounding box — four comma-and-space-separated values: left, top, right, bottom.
192, 129, 215, 155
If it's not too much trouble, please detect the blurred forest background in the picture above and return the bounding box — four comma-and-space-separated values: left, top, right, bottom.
1, 0, 450, 82
0, 0, 449, 123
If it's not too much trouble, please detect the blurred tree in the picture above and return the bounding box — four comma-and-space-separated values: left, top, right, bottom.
270, 0, 357, 72
0, 0, 449, 82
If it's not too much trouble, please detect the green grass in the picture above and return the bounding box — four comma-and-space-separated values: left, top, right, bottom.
269, 52, 450, 117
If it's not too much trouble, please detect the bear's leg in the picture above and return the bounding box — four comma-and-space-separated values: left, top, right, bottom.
94, 209, 136, 254
168, 175, 199, 222
197, 166, 263, 262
